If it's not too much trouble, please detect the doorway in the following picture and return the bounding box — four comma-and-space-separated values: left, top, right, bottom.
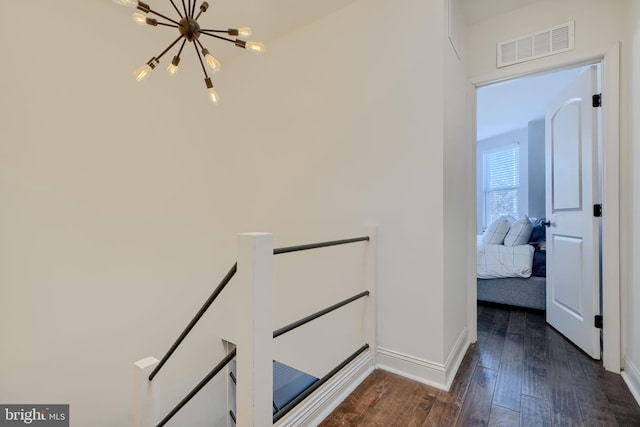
467, 45, 621, 372
476, 64, 602, 358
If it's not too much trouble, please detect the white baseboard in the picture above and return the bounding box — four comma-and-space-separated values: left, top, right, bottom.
376, 328, 469, 391
444, 327, 470, 389
275, 349, 374, 427
622, 356, 640, 407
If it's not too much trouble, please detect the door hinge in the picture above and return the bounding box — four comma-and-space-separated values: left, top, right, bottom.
593, 93, 602, 108
594, 315, 603, 329
594, 204, 603, 217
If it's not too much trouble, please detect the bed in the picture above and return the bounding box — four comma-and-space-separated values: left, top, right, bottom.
476, 216, 547, 310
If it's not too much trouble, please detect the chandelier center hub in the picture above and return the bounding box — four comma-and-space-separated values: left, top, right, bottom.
179, 17, 201, 41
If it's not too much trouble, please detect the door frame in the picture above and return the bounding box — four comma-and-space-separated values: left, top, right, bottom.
466, 43, 621, 372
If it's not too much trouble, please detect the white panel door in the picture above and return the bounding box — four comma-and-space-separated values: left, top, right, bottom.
545, 65, 600, 359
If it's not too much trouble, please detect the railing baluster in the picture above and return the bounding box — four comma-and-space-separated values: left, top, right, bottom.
149, 262, 237, 381
157, 348, 237, 427
273, 291, 370, 339
273, 236, 369, 255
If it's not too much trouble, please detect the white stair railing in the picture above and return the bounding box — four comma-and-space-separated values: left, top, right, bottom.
133, 228, 376, 426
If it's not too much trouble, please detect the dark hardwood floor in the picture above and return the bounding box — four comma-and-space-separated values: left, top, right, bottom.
320, 303, 640, 426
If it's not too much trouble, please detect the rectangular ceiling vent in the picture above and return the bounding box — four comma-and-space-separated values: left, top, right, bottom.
497, 21, 574, 68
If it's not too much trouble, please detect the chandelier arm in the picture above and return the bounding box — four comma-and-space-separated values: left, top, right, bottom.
200, 30, 235, 44
156, 22, 179, 29
195, 38, 208, 50
194, 1, 209, 20
199, 29, 227, 33
176, 38, 187, 57
191, 1, 197, 19
181, 0, 189, 19
147, 8, 181, 26
193, 41, 210, 79
156, 35, 186, 62
169, 0, 184, 19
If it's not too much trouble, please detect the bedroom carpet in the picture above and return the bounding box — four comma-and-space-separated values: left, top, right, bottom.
319, 303, 640, 426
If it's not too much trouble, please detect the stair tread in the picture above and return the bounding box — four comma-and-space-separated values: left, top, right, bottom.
273, 361, 318, 412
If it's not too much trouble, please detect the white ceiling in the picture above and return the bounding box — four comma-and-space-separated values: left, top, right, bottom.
208, 0, 358, 40
182, 0, 543, 36
460, 0, 543, 25
476, 66, 588, 141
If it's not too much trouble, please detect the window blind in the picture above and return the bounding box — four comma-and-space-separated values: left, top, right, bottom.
483, 144, 519, 226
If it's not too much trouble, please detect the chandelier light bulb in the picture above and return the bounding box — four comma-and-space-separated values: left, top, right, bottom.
167, 64, 178, 76
132, 12, 147, 25
205, 77, 220, 106
134, 57, 158, 81
167, 56, 180, 76
114, 0, 139, 7
237, 27, 252, 37
202, 49, 221, 73
208, 87, 220, 105
245, 42, 265, 54
134, 64, 151, 81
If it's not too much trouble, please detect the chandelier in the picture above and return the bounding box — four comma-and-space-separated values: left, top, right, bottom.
113, 0, 264, 106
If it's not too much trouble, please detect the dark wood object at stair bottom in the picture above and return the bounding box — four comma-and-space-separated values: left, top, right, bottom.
320, 303, 640, 426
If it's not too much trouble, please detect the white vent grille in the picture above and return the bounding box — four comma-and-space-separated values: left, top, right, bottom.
534, 31, 550, 56
501, 41, 517, 64
497, 21, 574, 68
517, 37, 532, 61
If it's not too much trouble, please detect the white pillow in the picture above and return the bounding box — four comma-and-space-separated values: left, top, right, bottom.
482, 216, 514, 245
504, 215, 533, 246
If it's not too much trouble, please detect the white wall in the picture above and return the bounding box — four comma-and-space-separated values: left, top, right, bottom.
199, 0, 472, 387
0, 1, 244, 426
528, 119, 546, 220
212, 0, 464, 375
466, 0, 628, 78
443, 0, 470, 373
625, 0, 640, 403
0, 0, 472, 424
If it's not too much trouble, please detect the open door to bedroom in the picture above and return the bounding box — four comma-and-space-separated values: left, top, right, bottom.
475, 63, 603, 360
544, 65, 602, 359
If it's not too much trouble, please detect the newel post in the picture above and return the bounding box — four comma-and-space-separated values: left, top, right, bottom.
235, 232, 273, 427
133, 356, 160, 427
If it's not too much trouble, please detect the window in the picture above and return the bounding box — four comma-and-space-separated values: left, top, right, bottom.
483, 144, 519, 227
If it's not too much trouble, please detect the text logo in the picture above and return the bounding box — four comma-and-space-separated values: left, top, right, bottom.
0, 405, 68, 426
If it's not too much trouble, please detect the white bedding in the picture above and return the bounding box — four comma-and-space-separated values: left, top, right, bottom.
476, 236, 534, 279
